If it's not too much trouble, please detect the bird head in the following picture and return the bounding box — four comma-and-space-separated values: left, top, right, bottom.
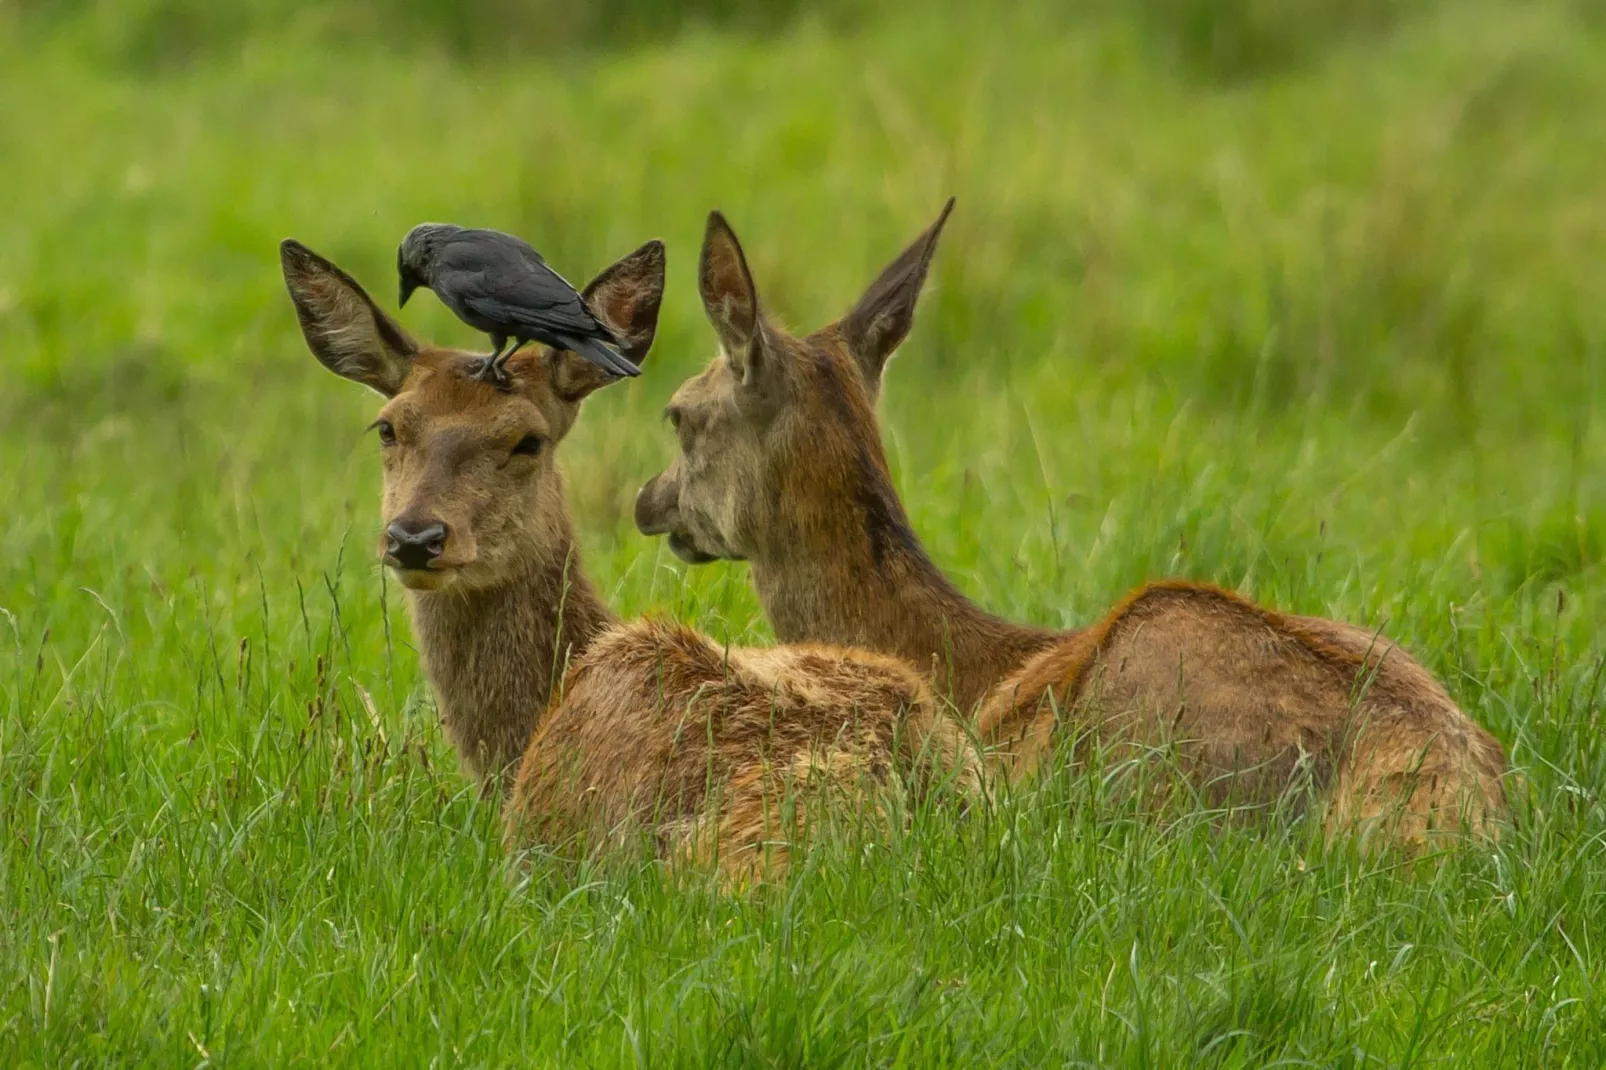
396, 223, 459, 307
396, 251, 421, 308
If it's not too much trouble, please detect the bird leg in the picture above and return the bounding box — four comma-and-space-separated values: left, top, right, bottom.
486, 339, 529, 382
473, 336, 512, 384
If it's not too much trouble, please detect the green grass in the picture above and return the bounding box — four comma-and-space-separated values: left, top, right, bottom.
4, 0, 1605, 1063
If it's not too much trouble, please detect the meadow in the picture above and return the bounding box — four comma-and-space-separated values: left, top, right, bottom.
3, 0, 1605, 1063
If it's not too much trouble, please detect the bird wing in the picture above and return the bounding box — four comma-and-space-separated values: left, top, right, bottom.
461, 282, 606, 339
435, 239, 616, 341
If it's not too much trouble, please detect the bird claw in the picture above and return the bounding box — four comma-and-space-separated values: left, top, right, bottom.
470, 339, 527, 386
469, 354, 513, 387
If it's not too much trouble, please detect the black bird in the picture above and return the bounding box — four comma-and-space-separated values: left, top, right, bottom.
396, 223, 640, 381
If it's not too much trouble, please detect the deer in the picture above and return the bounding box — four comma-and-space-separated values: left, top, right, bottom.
633, 202, 1511, 845
279, 237, 974, 884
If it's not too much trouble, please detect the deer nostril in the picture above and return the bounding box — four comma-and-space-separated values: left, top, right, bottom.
385, 520, 448, 569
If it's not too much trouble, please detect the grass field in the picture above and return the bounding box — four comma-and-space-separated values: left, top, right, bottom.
4, 0, 1605, 1063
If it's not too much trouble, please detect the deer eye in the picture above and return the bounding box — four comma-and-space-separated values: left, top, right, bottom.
373, 419, 397, 446
511, 434, 544, 457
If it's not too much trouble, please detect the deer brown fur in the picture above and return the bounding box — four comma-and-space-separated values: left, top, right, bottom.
634, 204, 1510, 845
281, 238, 972, 884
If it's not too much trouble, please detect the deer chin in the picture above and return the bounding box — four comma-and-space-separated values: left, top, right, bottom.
668, 532, 727, 565
387, 564, 460, 592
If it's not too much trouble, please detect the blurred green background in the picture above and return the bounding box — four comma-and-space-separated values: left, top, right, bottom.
3, 0, 1604, 1064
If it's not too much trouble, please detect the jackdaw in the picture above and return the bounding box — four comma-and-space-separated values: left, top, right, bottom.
396, 223, 640, 382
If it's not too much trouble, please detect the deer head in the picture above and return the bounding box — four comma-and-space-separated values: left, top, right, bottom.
282, 237, 665, 593
635, 200, 952, 567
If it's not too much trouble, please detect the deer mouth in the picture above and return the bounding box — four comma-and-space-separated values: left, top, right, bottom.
383, 560, 460, 591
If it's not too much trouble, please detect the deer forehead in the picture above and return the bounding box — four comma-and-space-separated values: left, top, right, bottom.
380, 391, 550, 446
385, 350, 557, 436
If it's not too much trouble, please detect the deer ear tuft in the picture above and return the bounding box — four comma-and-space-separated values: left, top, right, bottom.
281, 240, 419, 397
837, 197, 954, 401
552, 239, 668, 401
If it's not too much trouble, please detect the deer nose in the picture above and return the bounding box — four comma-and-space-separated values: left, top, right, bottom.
385, 520, 447, 570
634, 474, 678, 536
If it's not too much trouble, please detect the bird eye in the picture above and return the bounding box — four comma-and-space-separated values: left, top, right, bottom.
374, 419, 397, 446
511, 434, 544, 457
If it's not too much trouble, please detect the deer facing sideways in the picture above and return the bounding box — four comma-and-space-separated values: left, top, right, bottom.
634, 203, 1511, 844
280, 238, 973, 883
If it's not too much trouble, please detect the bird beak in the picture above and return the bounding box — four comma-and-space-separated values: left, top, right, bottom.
398, 282, 415, 308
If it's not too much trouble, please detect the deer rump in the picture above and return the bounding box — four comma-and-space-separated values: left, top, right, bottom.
978, 581, 1509, 842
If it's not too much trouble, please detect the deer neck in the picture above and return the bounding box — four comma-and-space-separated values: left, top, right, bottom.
749, 468, 1054, 715
404, 511, 616, 788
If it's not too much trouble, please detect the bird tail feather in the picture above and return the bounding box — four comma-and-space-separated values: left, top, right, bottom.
560, 334, 641, 379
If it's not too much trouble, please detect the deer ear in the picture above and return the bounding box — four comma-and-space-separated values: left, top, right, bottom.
281, 239, 418, 397
551, 239, 667, 401
698, 211, 781, 394
837, 197, 953, 402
